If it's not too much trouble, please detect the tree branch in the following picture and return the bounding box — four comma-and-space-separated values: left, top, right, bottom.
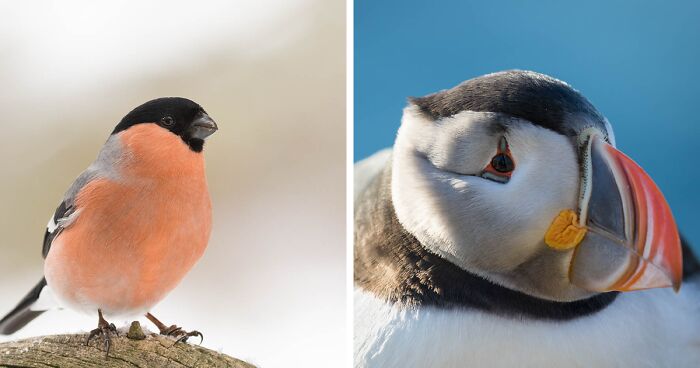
0, 324, 255, 368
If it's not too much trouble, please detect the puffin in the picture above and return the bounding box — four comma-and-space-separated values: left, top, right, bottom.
354, 70, 700, 367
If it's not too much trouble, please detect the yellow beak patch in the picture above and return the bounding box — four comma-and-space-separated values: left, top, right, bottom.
545, 209, 587, 250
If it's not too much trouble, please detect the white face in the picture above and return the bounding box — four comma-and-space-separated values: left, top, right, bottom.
392, 105, 587, 298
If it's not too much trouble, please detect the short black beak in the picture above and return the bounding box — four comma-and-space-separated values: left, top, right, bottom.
189, 113, 218, 140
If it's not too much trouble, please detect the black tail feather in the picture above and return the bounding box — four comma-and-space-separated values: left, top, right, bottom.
0, 278, 47, 334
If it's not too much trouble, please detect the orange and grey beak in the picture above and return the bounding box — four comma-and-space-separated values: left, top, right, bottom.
565, 130, 683, 292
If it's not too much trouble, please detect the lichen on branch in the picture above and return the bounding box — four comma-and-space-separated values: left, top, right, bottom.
0, 328, 254, 368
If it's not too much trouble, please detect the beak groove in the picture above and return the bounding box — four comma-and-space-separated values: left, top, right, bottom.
567, 132, 683, 292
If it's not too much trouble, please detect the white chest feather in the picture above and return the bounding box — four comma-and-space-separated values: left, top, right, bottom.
355, 282, 700, 368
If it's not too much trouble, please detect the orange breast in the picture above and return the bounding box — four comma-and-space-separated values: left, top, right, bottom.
44, 124, 212, 316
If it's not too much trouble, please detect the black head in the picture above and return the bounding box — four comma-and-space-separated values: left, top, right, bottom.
112, 97, 218, 152
410, 70, 607, 137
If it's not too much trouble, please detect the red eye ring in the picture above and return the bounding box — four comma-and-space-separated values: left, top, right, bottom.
481, 137, 515, 183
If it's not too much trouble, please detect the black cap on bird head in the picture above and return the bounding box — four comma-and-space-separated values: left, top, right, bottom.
112, 97, 218, 152
410, 70, 608, 139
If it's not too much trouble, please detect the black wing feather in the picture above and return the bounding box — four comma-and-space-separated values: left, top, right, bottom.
42, 201, 72, 258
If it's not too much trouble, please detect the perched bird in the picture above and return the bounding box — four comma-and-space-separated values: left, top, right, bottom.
354, 71, 700, 367
0, 97, 218, 354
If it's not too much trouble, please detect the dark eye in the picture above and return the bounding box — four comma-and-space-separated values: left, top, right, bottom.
160, 116, 174, 126
491, 154, 514, 173
481, 137, 515, 183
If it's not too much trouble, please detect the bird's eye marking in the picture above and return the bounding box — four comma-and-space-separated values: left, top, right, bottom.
160, 116, 175, 127
481, 136, 515, 183
491, 154, 514, 173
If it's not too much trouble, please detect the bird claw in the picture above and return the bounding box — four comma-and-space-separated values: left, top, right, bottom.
85, 321, 118, 358
160, 325, 203, 344
175, 330, 203, 345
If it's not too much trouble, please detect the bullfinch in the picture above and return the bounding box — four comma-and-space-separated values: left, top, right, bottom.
0, 97, 218, 354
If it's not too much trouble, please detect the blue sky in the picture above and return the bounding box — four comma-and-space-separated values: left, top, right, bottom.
355, 0, 700, 248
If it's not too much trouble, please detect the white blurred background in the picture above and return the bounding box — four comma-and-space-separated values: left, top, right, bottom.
0, 1, 346, 367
